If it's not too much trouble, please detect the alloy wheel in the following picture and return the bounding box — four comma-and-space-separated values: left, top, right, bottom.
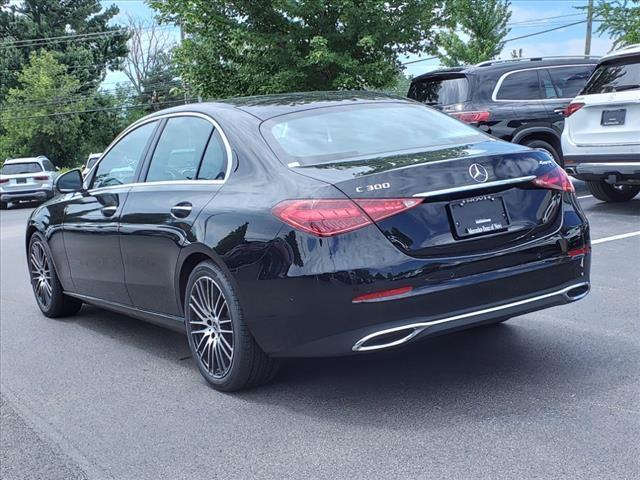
29, 241, 53, 309
187, 276, 234, 378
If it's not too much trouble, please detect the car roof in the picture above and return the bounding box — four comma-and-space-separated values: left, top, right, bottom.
144, 91, 415, 121
4, 157, 46, 164
412, 57, 599, 82
599, 44, 640, 62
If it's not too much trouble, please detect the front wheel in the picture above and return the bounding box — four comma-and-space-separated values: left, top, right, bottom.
0, 201, 7, 210
184, 260, 280, 391
587, 181, 640, 202
28, 233, 82, 317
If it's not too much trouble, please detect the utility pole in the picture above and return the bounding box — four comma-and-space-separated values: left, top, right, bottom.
584, 0, 593, 56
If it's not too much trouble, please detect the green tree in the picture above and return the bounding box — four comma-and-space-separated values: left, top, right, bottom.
149, 0, 449, 98
591, 0, 640, 49
1, 51, 100, 166
436, 0, 511, 67
0, 0, 128, 102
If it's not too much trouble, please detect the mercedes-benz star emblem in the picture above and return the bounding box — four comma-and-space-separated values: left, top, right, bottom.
468, 163, 489, 183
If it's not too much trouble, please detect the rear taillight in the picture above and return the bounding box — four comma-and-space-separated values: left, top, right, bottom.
531, 166, 574, 193
353, 286, 413, 303
449, 111, 490, 124
0, 178, 8, 184
33, 175, 49, 181
272, 198, 421, 237
562, 102, 584, 117
568, 246, 590, 257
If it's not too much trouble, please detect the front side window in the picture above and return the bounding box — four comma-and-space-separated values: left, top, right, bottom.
1, 162, 42, 174
261, 103, 486, 166
146, 116, 213, 182
92, 121, 157, 189
547, 66, 594, 98
582, 57, 640, 95
496, 70, 541, 100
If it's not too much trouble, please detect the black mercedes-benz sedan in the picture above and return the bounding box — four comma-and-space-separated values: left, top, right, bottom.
26, 91, 591, 391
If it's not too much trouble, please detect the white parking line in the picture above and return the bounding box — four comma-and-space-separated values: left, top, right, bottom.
578, 195, 593, 199
592, 231, 640, 245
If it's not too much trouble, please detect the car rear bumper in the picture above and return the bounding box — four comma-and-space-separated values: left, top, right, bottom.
564, 155, 640, 181
1, 189, 53, 203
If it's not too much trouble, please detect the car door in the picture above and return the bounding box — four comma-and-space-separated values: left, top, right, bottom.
119, 113, 230, 316
63, 120, 159, 304
494, 69, 549, 129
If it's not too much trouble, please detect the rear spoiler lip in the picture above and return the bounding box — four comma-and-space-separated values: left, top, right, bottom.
412, 175, 536, 198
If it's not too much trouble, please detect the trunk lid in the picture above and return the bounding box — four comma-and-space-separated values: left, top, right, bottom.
292, 140, 563, 257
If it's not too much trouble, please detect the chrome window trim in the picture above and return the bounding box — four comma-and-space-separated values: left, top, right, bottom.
412, 175, 536, 198
85, 111, 233, 193
491, 64, 597, 102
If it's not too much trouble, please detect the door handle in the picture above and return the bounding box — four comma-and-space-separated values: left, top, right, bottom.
170, 202, 192, 219
101, 205, 117, 217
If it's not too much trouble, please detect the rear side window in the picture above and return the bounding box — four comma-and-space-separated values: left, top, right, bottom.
42, 159, 55, 171
547, 66, 594, 98
1, 162, 42, 174
582, 57, 640, 94
197, 130, 228, 180
495, 70, 541, 100
146, 116, 213, 182
408, 75, 469, 105
92, 121, 157, 189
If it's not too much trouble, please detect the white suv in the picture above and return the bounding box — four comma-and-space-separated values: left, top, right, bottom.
0, 156, 58, 209
562, 44, 640, 202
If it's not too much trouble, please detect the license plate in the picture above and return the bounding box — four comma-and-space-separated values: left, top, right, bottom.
449, 195, 510, 238
601, 109, 626, 126
16, 178, 26, 184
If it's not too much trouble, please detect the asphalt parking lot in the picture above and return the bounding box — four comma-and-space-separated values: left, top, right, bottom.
1, 182, 638, 480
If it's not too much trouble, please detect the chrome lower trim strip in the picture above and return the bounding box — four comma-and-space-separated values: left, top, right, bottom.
352, 282, 590, 352
412, 176, 535, 198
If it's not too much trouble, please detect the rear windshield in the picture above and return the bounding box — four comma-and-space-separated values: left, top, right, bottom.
1, 162, 43, 175
582, 57, 640, 94
407, 75, 469, 105
261, 103, 485, 166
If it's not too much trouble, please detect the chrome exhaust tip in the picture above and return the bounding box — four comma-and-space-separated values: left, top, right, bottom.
352, 326, 424, 352
564, 283, 590, 301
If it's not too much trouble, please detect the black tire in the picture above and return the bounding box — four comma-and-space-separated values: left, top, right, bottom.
0, 201, 7, 210
28, 232, 82, 318
523, 139, 562, 166
587, 181, 640, 202
184, 260, 280, 392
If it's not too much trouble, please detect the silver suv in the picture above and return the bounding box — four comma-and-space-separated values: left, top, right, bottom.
0, 156, 59, 209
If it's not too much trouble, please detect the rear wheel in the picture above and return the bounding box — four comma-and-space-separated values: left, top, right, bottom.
0, 201, 7, 210
28, 233, 82, 318
184, 260, 280, 391
523, 139, 562, 166
587, 181, 640, 202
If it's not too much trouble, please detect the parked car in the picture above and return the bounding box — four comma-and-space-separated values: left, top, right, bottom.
82, 152, 102, 177
408, 57, 598, 165
561, 44, 640, 202
0, 156, 58, 209
26, 92, 590, 391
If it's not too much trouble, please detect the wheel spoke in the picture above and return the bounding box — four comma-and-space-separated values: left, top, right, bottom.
187, 276, 234, 378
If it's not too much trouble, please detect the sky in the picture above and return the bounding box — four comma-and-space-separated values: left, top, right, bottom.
101, 0, 614, 87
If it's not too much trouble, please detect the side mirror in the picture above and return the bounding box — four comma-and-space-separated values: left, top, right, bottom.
55, 169, 84, 194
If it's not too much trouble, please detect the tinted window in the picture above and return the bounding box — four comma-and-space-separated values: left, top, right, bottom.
92, 121, 157, 189
146, 116, 213, 182
408, 76, 469, 105
496, 70, 541, 100
539, 70, 558, 99
42, 159, 55, 171
548, 66, 594, 98
86, 156, 99, 169
583, 57, 640, 94
197, 131, 227, 180
1, 162, 42, 174
262, 103, 486, 165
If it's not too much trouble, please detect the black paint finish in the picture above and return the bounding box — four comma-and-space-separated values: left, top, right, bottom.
26, 93, 591, 357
